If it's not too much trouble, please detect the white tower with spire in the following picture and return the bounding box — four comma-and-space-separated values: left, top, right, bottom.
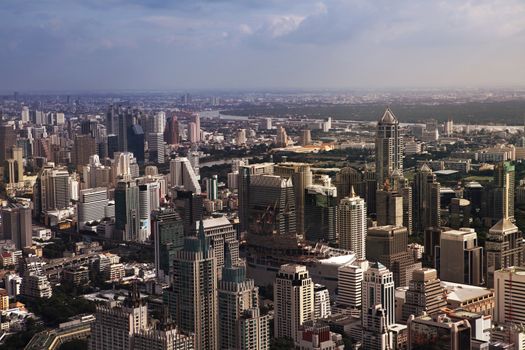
337, 187, 367, 259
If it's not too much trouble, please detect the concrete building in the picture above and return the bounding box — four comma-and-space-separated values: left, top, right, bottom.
363, 262, 395, 327
115, 179, 140, 241
401, 268, 446, 323
314, 284, 331, 319
295, 320, 344, 350
485, 218, 525, 288
375, 107, 403, 187
20, 272, 52, 299
413, 164, 441, 234
152, 209, 184, 281
1, 204, 32, 249
437, 228, 483, 286
337, 259, 369, 309
77, 187, 109, 228
163, 224, 218, 350
169, 157, 201, 194
304, 184, 338, 244
238, 162, 274, 232
338, 189, 367, 259
376, 188, 403, 227
495, 266, 525, 325
274, 264, 314, 341
407, 313, 471, 350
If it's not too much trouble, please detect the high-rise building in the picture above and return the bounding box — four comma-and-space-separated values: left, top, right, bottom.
105, 105, 119, 136
376, 188, 403, 227
335, 167, 364, 201
413, 164, 441, 234
174, 190, 203, 236
276, 126, 288, 147
401, 268, 446, 323
164, 223, 218, 350
236, 128, 247, 146
494, 266, 525, 325
147, 112, 165, 164
338, 189, 367, 259
72, 134, 97, 171
77, 187, 109, 228
39, 167, 72, 213
304, 184, 338, 244
133, 322, 195, 350
436, 228, 483, 286
337, 259, 369, 309
83, 155, 111, 189
206, 175, 218, 200
295, 321, 344, 350
493, 161, 515, 221
274, 162, 312, 236
274, 264, 314, 340
313, 284, 331, 319
117, 107, 135, 152
164, 115, 180, 145
128, 124, 145, 163
4, 146, 24, 188
375, 108, 403, 187
362, 262, 395, 327
170, 157, 201, 194
366, 225, 422, 287
238, 163, 274, 233
218, 250, 269, 350
0, 123, 16, 165
115, 179, 140, 241
485, 218, 524, 288
300, 129, 312, 146
89, 288, 148, 350
1, 204, 32, 249
247, 174, 297, 250
152, 209, 184, 280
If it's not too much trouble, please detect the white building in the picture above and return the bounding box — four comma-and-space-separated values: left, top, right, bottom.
338, 259, 369, 309
338, 189, 367, 259
170, 157, 201, 194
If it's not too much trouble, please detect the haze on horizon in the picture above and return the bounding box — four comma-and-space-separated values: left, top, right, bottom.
1, 0, 525, 92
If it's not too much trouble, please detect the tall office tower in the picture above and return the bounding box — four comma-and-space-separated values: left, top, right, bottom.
361, 304, 391, 350
89, 288, 148, 350
133, 320, 195, 350
147, 112, 166, 164
188, 122, 199, 144
247, 175, 297, 249
164, 115, 180, 145
362, 262, 395, 327
392, 171, 414, 235
112, 152, 139, 182
335, 166, 365, 200
494, 161, 515, 221
115, 179, 140, 242
494, 266, 525, 325
276, 125, 288, 147
0, 123, 16, 165
164, 224, 219, 350
436, 228, 483, 286
77, 187, 109, 227
1, 204, 32, 249
21, 106, 30, 123
138, 184, 153, 242
72, 134, 97, 171
304, 184, 338, 244
274, 264, 314, 340
152, 209, 184, 280
236, 128, 247, 146
274, 162, 312, 236
366, 226, 421, 287
117, 107, 135, 152
196, 217, 239, 277
206, 175, 218, 200
444, 118, 454, 136
174, 190, 203, 236
313, 284, 331, 319
238, 163, 274, 232
408, 315, 472, 350
375, 107, 403, 187
193, 113, 201, 142
170, 157, 201, 194
218, 251, 269, 350
376, 188, 403, 227
107, 134, 118, 158
338, 190, 367, 259
83, 155, 111, 189
105, 104, 119, 136
485, 218, 524, 288
449, 198, 471, 229
264, 117, 272, 130
30, 110, 45, 125
39, 167, 72, 212
401, 268, 446, 323
337, 259, 369, 309
300, 129, 312, 146
4, 146, 24, 187
413, 164, 441, 234
128, 124, 145, 163
363, 167, 378, 214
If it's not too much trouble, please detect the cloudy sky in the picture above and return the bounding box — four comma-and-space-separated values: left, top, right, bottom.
1, 0, 525, 91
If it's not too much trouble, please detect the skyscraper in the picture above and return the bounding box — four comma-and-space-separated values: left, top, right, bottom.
493, 161, 515, 221
436, 228, 483, 286
304, 184, 338, 244
39, 167, 72, 213
170, 157, 201, 194
362, 262, 396, 327
494, 266, 525, 325
276, 125, 288, 147
0, 204, 32, 249
413, 164, 441, 234
218, 249, 269, 350
237, 163, 274, 233
0, 123, 17, 165
375, 107, 403, 187
128, 124, 145, 163
274, 264, 314, 340
401, 268, 446, 323
164, 114, 180, 145
337, 259, 369, 309
115, 179, 140, 241
72, 134, 97, 171
77, 187, 109, 229
485, 218, 524, 288
376, 188, 404, 227
338, 189, 367, 259
206, 175, 218, 200
152, 209, 184, 280
164, 223, 218, 350
147, 111, 166, 164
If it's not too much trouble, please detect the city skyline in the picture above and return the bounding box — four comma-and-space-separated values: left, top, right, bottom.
1, 0, 525, 91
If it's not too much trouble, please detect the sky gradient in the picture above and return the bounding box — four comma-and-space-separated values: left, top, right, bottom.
2, 0, 525, 92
